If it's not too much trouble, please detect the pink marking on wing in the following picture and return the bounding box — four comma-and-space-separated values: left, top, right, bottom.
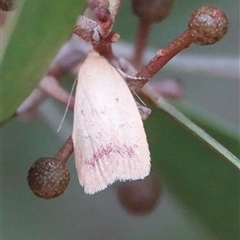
123, 144, 138, 158
86, 144, 114, 168
85, 143, 137, 168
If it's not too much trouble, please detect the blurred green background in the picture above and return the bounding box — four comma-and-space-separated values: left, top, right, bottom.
1, 0, 239, 240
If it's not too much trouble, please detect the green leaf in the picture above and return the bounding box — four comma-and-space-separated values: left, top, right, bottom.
1, 0, 85, 123
146, 104, 240, 240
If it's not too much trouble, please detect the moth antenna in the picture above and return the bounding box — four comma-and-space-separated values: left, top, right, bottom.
57, 78, 77, 132
116, 68, 147, 106
116, 68, 131, 79
132, 90, 146, 106
117, 68, 149, 81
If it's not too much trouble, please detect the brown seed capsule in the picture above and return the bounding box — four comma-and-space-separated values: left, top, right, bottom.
0, 0, 14, 11
117, 175, 162, 215
132, 0, 173, 23
27, 157, 70, 199
188, 5, 229, 45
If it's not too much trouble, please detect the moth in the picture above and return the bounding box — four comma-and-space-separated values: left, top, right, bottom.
72, 50, 150, 194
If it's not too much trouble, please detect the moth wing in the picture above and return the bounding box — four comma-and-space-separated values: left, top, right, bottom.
72, 51, 150, 194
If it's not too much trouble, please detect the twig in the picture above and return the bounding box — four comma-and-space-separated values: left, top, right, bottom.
108, 0, 122, 22
54, 136, 74, 164
113, 41, 239, 80
38, 75, 75, 110
131, 21, 151, 68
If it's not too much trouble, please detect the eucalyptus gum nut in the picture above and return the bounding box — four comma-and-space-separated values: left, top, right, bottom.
0, 0, 15, 11
117, 175, 162, 215
27, 157, 70, 199
188, 5, 229, 45
132, 0, 173, 23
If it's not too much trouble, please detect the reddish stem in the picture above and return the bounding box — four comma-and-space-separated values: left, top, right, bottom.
131, 20, 151, 68
55, 137, 74, 164
136, 29, 193, 78
38, 75, 75, 110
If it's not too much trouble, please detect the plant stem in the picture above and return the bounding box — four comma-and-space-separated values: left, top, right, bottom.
54, 136, 74, 164
108, 0, 122, 22
38, 75, 75, 110
131, 20, 151, 68
136, 30, 193, 78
